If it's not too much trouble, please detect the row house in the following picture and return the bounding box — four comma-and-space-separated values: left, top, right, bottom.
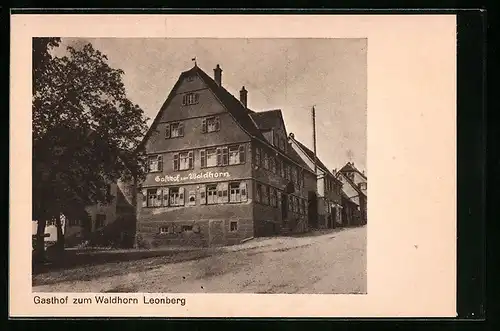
335, 162, 368, 225
136, 63, 317, 248
288, 133, 344, 229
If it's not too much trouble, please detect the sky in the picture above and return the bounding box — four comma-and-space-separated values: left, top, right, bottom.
54, 38, 367, 174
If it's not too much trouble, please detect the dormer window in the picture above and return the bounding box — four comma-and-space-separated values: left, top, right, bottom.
182, 93, 199, 106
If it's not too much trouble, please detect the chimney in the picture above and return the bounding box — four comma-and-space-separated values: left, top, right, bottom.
214, 64, 222, 86
240, 86, 248, 108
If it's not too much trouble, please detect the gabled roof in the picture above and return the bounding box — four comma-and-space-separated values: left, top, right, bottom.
337, 171, 367, 198
250, 109, 282, 131
139, 64, 313, 174
288, 135, 343, 185
341, 190, 359, 206
339, 162, 367, 180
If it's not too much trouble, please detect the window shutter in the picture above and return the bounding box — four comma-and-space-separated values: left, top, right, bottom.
179, 187, 185, 205
239, 144, 245, 163
182, 95, 187, 106
178, 122, 184, 136
200, 150, 206, 168
157, 155, 163, 172
162, 187, 169, 207
277, 191, 282, 209
155, 188, 162, 207
222, 147, 228, 166
142, 189, 147, 208
194, 93, 199, 103
202, 118, 207, 133
173, 153, 179, 171
165, 124, 171, 139
199, 185, 206, 205
216, 148, 222, 166
188, 151, 194, 169
215, 117, 220, 131
240, 182, 247, 202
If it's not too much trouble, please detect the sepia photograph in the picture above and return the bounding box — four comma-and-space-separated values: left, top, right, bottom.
11, 14, 457, 318
32, 38, 367, 294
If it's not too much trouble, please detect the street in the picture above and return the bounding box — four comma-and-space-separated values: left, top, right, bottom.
33, 226, 366, 294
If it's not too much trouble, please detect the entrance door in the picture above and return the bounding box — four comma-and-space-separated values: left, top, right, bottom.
209, 220, 226, 247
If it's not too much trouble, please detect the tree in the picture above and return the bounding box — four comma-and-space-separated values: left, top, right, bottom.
32, 39, 148, 261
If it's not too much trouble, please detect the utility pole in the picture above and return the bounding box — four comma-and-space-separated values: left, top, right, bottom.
312, 106, 318, 175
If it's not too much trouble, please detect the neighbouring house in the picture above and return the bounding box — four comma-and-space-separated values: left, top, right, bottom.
136, 63, 317, 248
31, 179, 137, 248
340, 190, 362, 226
288, 133, 344, 229
335, 162, 367, 225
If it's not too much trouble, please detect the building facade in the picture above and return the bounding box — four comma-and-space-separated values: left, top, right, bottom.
336, 162, 367, 225
288, 133, 344, 229
136, 64, 317, 248
32, 180, 136, 247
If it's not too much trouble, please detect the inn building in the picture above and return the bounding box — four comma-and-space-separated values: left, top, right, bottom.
136, 63, 318, 247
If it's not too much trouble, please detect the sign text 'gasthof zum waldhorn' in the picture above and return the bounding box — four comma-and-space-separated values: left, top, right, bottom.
155, 171, 231, 183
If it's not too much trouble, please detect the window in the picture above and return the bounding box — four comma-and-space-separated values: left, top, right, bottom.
95, 214, 106, 229
148, 155, 163, 172
202, 116, 220, 133
205, 183, 229, 204
187, 190, 196, 206
261, 185, 269, 205
207, 184, 218, 204
173, 151, 194, 171
169, 187, 184, 206
181, 225, 193, 232
147, 188, 162, 207
270, 156, 276, 174
68, 219, 80, 226
270, 187, 277, 207
230, 221, 238, 232
284, 164, 291, 180
263, 152, 269, 170
255, 147, 261, 167
159, 226, 169, 234
186, 75, 195, 82
292, 166, 298, 184
201, 148, 217, 168
299, 169, 304, 189
229, 182, 248, 202
182, 93, 199, 106
165, 122, 184, 139
229, 144, 246, 165
255, 183, 262, 203
279, 159, 285, 178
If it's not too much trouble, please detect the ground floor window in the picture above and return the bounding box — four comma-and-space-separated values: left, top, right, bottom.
230, 221, 238, 232
95, 214, 106, 229
229, 182, 247, 202
159, 226, 169, 234
181, 225, 193, 232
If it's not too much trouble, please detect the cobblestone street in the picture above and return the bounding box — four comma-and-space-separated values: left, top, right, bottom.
33, 226, 366, 294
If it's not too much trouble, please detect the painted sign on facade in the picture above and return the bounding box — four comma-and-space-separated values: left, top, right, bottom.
155, 171, 231, 183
